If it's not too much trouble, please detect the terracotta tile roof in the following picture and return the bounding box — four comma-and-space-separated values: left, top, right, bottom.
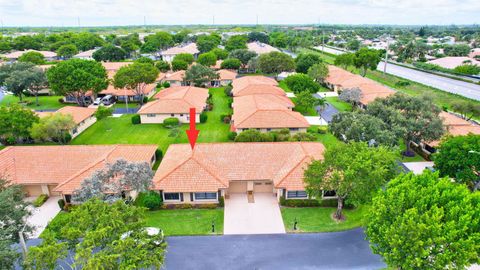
428, 57, 480, 69
427, 112, 480, 147
153, 142, 325, 192
101, 62, 132, 72
74, 49, 97, 58
165, 70, 186, 82
161, 43, 199, 56
100, 83, 157, 97
138, 86, 209, 114
4, 50, 57, 58
232, 75, 278, 93
36, 106, 96, 125
0, 145, 157, 194
247, 42, 280, 55
232, 95, 308, 129
217, 69, 237, 81
232, 84, 286, 97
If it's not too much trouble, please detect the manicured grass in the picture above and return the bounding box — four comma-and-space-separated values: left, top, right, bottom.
0, 95, 67, 110
325, 97, 352, 112
145, 209, 224, 236
71, 87, 232, 153
278, 81, 292, 92
0, 145, 5, 151
281, 205, 367, 233
314, 132, 342, 149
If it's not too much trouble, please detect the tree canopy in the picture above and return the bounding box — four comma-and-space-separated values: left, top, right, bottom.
295, 53, 322, 73
354, 48, 382, 76
56, 44, 78, 59
196, 35, 221, 53
211, 48, 229, 60
30, 113, 76, 144
433, 134, 480, 191
0, 105, 39, 145
220, 58, 241, 70
366, 171, 480, 270
185, 64, 219, 87
46, 59, 108, 106
283, 73, 320, 94
155, 60, 171, 72
18, 51, 46, 65
197, 52, 217, 67
247, 32, 269, 44
305, 142, 398, 219
140, 31, 174, 53
225, 35, 248, 51
171, 59, 188, 71
334, 53, 355, 70
173, 53, 194, 64
257, 51, 295, 75
228, 49, 257, 67
307, 62, 329, 83
92, 45, 127, 62
113, 62, 159, 105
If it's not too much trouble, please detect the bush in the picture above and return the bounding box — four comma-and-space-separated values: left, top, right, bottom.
218, 196, 225, 207
155, 148, 163, 160
58, 98, 65, 104
317, 126, 328, 134
163, 117, 180, 128
283, 73, 320, 94
177, 203, 193, 209
280, 198, 320, 207
224, 85, 233, 96
33, 194, 49, 207
57, 199, 65, 210
290, 132, 316, 142
307, 126, 318, 133
171, 59, 188, 71
221, 58, 242, 70
143, 96, 149, 104
198, 204, 218, 209
63, 133, 72, 144
318, 199, 338, 207
131, 114, 141, 125
162, 81, 170, 88
395, 80, 411, 87
228, 132, 237, 141
135, 191, 163, 210
200, 112, 208, 123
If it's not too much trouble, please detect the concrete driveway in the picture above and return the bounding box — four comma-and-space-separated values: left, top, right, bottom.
26, 196, 61, 238
165, 228, 385, 269
224, 193, 286, 235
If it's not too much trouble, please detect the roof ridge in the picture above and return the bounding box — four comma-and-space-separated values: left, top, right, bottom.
190, 156, 228, 187
153, 153, 194, 186
275, 155, 311, 188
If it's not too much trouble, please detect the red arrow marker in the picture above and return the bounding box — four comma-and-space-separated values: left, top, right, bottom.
186, 107, 199, 150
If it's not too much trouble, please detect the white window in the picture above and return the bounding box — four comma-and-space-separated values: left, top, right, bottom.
194, 192, 217, 201
147, 114, 156, 117
164, 192, 180, 201
287, 190, 307, 199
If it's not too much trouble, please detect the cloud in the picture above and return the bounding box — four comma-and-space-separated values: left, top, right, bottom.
0, 0, 478, 26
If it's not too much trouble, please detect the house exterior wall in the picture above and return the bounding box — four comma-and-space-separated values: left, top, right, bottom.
235, 127, 307, 134
166, 80, 185, 87
71, 116, 97, 139
140, 113, 200, 124
162, 191, 220, 204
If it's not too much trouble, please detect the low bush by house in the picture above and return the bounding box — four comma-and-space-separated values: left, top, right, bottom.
161, 203, 220, 210
57, 199, 65, 210
131, 114, 141, 125
163, 117, 180, 128
280, 198, 320, 207
135, 191, 163, 210
33, 194, 49, 207
200, 112, 208, 123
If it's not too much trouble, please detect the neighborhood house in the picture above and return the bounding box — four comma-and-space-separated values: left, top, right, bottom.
3, 50, 57, 61
160, 43, 199, 62
36, 106, 97, 138
247, 42, 280, 55
0, 145, 158, 202
137, 86, 209, 124
153, 142, 326, 204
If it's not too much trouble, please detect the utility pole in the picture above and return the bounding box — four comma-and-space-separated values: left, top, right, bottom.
383, 36, 389, 74
77, 17, 81, 28
144, 16, 146, 29
256, 15, 258, 26
212, 15, 215, 25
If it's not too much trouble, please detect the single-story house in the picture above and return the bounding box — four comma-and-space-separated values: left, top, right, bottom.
231, 76, 283, 97
211, 69, 237, 87
137, 86, 209, 124
164, 70, 187, 86
73, 49, 97, 60
0, 145, 157, 201
101, 62, 133, 78
99, 83, 157, 102
36, 106, 97, 138
427, 56, 480, 69
232, 75, 278, 90
231, 94, 309, 133
469, 48, 480, 59
152, 142, 326, 204
4, 50, 57, 61
247, 42, 280, 55
421, 112, 480, 154
160, 43, 199, 62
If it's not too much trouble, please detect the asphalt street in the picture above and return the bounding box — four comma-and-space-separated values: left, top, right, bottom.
377, 61, 480, 101
165, 228, 385, 270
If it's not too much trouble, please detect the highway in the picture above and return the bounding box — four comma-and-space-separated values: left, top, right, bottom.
377, 61, 480, 101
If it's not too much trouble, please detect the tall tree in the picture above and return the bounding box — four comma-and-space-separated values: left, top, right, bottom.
338, 87, 362, 107
258, 51, 295, 76
228, 49, 257, 68
0, 178, 33, 269
294, 91, 324, 113
305, 142, 397, 219
0, 62, 36, 102
451, 101, 480, 121
92, 45, 127, 62
283, 73, 320, 94
18, 51, 45, 65
140, 31, 174, 53
113, 62, 159, 105
56, 44, 78, 59
0, 105, 39, 145
196, 35, 221, 53
47, 59, 108, 107
366, 93, 445, 155
434, 134, 480, 191
30, 113, 76, 144
307, 62, 329, 83
73, 159, 154, 202
247, 32, 269, 44
295, 53, 322, 73
366, 171, 480, 270
184, 64, 219, 87
197, 52, 217, 67
25, 199, 166, 270
211, 48, 229, 60
330, 112, 399, 146
225, 35, 248, 51
354, 48, 382, 76
334, 53, 356, 70
173, 53, 194, 64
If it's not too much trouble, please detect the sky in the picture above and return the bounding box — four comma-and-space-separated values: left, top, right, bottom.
0, 0, 479, 27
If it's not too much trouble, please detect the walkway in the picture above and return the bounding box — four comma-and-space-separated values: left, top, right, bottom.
224, 193, 285, 235
166, 228, 385, 270
25, 196, 61, 238
377, 61, 480, 101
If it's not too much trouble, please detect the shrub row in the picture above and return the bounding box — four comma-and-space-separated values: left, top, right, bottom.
235, 129, 316, 142
161, 203, 220, 210
33, 194, 49, 207
279, 198, 320, 207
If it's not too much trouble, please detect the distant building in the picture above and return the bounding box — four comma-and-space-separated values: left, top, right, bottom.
160, 43, 199, 62
4, 50, 57, 61
427, 57, 480, 69
247, 42, 280, 55
36, 106, 97, 139
73, 49, 97, 60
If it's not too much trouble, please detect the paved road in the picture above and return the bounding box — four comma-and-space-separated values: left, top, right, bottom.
378, 62, 480, 101
165, 228, 385, 270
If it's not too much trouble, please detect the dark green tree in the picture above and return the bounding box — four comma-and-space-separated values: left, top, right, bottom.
258, 51, 295, 75
185, 64, 219, 87
225, 35, 248, 51
228, 49, 257, 68
354, 48, 382, 76
295, 53, 322, 73
283, 73, 319, 94
92, 45, 127, 62
197, 52, 217, 67
18, 51, 45, 64
113, 62, 159, 105
56, 44, 78, 59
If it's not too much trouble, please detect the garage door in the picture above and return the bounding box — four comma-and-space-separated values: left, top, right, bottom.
254, 181, 273, 193
48, 185, 61, 196
229, 182, 247, 193
23, 185, 43, 197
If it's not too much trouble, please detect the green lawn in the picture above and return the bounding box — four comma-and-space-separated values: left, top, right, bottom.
325, 97, 352, 112
281, 205, 367, 233
71, 87, 232, 153
145, 209, 224, 236
0, 95, 67, 110
278, 81, 292, 92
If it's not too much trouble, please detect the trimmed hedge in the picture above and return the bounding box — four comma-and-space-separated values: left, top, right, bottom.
135, 191, 163, 210
33, 194, 49, 207
218, 196, 225, 207
57, 199, 65, 210
163, 117, 180, 128
228, 132, 237, 141
131, 114, 141, 125
155, 148, 163, 160
280, 198, 320, 207
161, 203, 219, 209
200, 112, 208, 123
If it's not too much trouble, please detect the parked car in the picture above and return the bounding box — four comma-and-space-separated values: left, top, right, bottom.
93, 97, 102, 106
101, 95, 115, 105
